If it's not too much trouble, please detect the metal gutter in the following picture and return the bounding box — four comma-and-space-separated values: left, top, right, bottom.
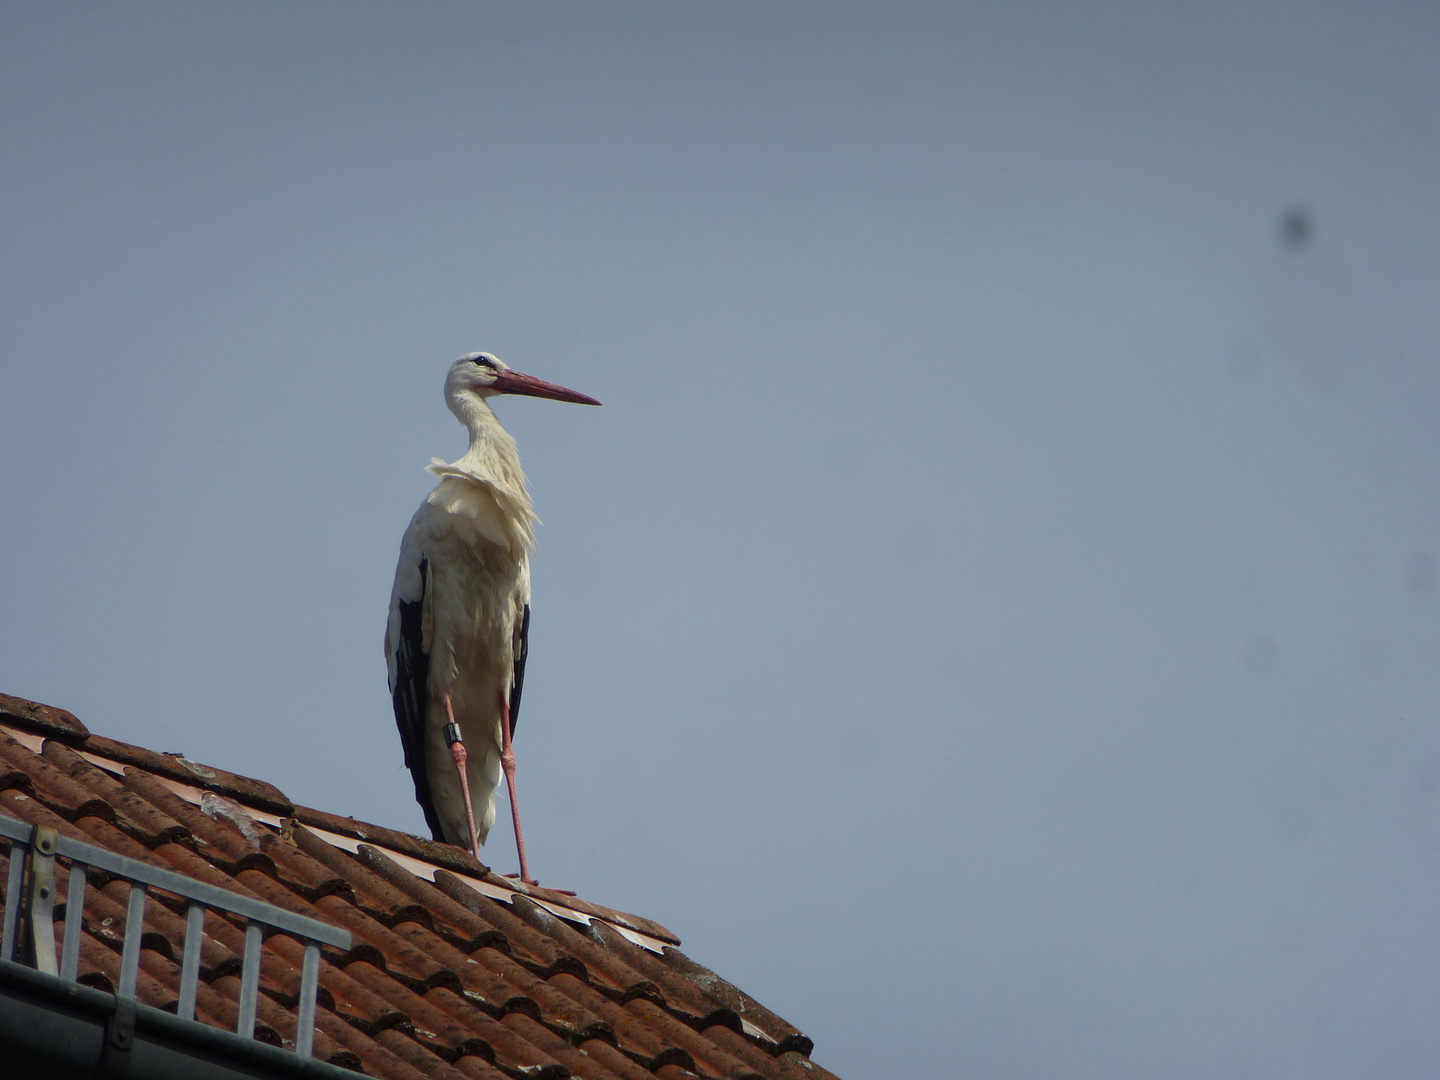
0, 959, 357, 1080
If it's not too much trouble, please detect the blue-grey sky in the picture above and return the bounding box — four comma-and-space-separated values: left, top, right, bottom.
4, 3, 1439, 1077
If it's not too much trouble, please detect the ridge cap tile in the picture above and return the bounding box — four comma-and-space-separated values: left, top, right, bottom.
292, 803, 485, 872
295, 799, 677, 945
516, 886, 680, 947
82, 732, 295, 816
0, 692, 89, 740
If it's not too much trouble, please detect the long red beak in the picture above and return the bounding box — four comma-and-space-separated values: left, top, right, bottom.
491, 369, 601, 406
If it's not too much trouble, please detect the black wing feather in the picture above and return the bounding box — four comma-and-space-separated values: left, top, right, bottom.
392, 557, 445, 841
508, 603, 531, 737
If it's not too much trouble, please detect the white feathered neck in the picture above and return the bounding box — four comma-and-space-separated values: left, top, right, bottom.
426, 390, 538, 556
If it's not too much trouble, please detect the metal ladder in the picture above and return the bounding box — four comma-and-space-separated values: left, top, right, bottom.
0, 810, 351, 1058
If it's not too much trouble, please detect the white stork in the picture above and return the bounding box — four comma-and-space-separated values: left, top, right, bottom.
385, 352, 599, 882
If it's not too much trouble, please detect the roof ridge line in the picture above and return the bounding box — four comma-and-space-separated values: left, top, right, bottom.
0, 717, 680, 951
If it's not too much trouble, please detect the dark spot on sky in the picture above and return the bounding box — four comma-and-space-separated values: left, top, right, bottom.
1278, 204, 1314, 251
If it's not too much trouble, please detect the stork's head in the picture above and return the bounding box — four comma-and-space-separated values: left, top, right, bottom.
445, 352, 601, 407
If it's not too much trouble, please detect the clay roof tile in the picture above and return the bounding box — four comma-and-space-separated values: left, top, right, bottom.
0, 702, 839, 1079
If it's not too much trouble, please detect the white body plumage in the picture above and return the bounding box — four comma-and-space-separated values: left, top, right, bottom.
385, 456, 532, 846
385, 353, 597, 865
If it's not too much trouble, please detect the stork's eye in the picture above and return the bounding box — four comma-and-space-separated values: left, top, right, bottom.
472, 357, 497, 370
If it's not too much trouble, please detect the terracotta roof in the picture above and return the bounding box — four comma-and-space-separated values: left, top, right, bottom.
0, 692, 841, 1080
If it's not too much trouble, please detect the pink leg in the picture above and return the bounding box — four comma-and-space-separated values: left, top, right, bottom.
499, 693, 534, 884
444, 692, 482, 862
